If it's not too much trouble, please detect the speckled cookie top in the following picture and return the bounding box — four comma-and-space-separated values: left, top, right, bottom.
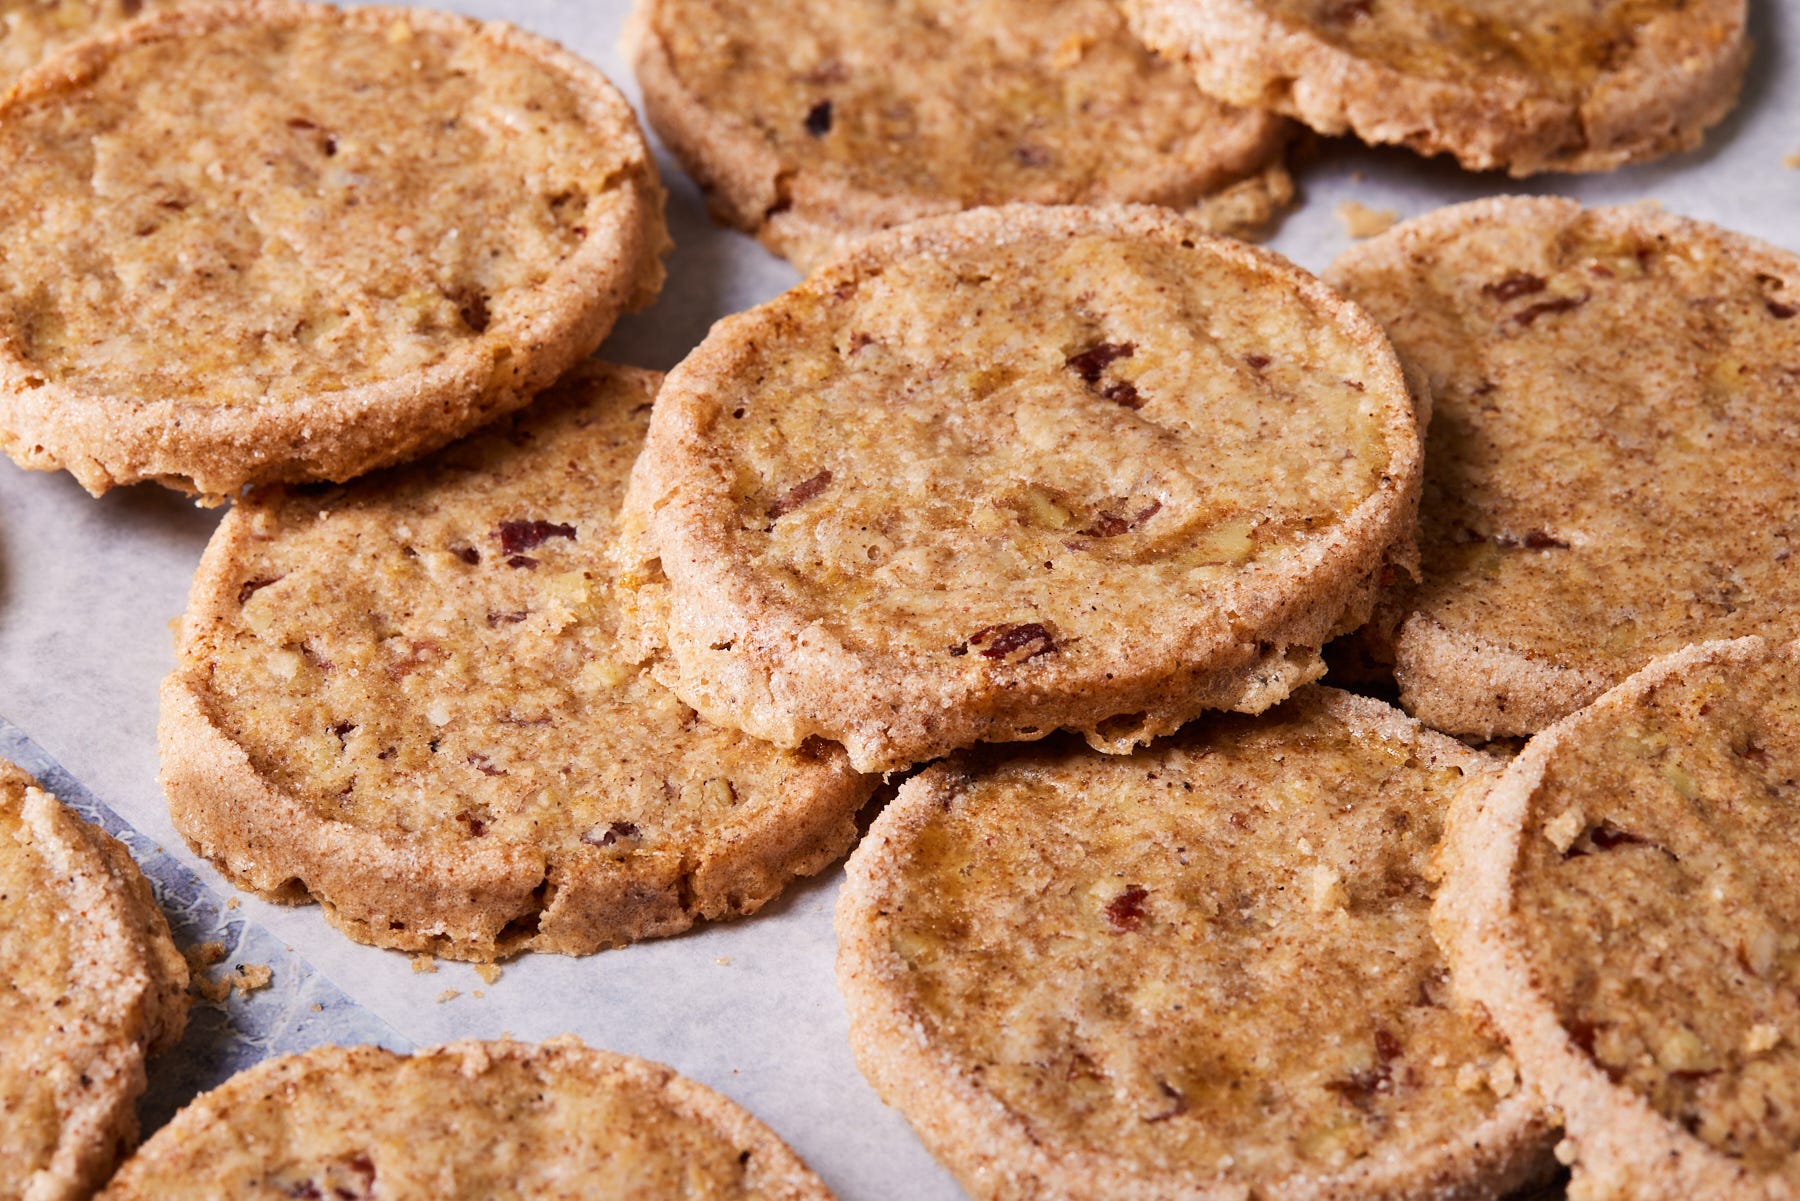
0, 0, 666, 496
99, 1040, 836, 1200
1503, 641, 1800, 1184
170, 362, 869, 959
1331, 198, 1800, 735
627, 205, 1421, 772
838, 690, 1547, 1198
630, 0, 1290, 262
0, 0, 171, 89
1, 760, 187, 1201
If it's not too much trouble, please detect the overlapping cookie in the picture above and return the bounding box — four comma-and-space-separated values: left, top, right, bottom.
838, 688, 1553, 1200
0, 0, 177, 89
0, 0, 667, 498
160, 362, 873, 962
1329, 197, 1800, 738
625, 0, 1294, 270
1, 759, 188, 1201
99, 1039, 837, 1200
620, 204, 1423, 773
1435, 637, 1799, 1200
1124, 0, 1748, 175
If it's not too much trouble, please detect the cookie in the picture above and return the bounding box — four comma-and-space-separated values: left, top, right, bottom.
0, 759, 188, 1201
619, 204, 1423, 774
624, 0, 1295, 271
1433, 637, 1800, 1200
1328, 197, 1800, 739
159, 361, 873, 963
1123, 0, 1748, 176
0, 0, 174, 90
0, 0, 667, 499
836, 687, 1554, 1201
98, 1038, 837, 1200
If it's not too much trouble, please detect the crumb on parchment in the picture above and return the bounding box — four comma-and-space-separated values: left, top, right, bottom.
1337, 200, 1398, 239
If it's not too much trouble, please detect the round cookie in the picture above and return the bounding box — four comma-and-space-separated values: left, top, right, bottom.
0, 0, 667, 499
1328, 197, 1800, 739
0, 0, 177, 91
1, 759, 188, 1201
620, 204, 1423, 774
625, 0, 1294, 271
160, 362, 873, 963
1123, 0, 1748, 176
836, 687, 1554, 1201
1433, 638, 1800, 1200
98, 1038, 837, 1200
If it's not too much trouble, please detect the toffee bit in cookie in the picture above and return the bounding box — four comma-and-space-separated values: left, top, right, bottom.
1102, 380, 1144, 409
804, 99, 833, 137
767, 469, 834, 521
494, 519, 577, 555
452, 545, 481, 565
1104, 884, 1149, 932
1065, 341, 1135, 385
1769, 300, 1797, 320
1512, 293, 1589, 326
238, 576, 283, 605
1245, 353, 1271, 370
506, 556, 539, 570
582, 821, 641, 847
1482, 272, 1547, 302
965, 622, 1057, 663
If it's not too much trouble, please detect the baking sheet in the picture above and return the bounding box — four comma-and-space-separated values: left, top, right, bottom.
0, 1, 1795, 1196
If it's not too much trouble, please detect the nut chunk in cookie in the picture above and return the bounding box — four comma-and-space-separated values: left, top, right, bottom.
1435, 638, 1800, 1201
0, 760, 188, 1201
0, 0, 667, 498
837, 689, 1554, 1201
626, 0, 1294, 270
621, 205, 1422, 773
98, 1040, 837, 1201
161, 363, 873, 963
1331, 198, 1800, 739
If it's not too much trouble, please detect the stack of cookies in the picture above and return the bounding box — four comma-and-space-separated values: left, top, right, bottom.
0, 0, 1791, 1198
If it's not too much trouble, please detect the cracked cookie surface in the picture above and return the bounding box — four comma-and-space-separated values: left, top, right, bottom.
0, 0, 666, 498
98, 1039, 837, 1201
1434, 637, 1800, 1201
621, 205, 1422, 774
160, 362, 872, 963
1330, 198, 1800, 739
0, 760, 187, 1201
626, 0, 1293, 271
1123, 0, 1746, 175
836, 688, 1553, 1201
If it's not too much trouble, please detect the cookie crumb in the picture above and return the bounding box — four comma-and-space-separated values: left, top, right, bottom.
475, 963, 502, 985
1454, 1061, 1487, 1093
1542, 807, 1584, 855
437, 989, 461, 1003
225, 897, 239, 910
473, 989, 486, 999
231, 963, 273, 995
1745, 1023, 1782, 1055
310, 1003, 324, 1012
715, 956, 732, 966
1786, 150, 1800, 169
411, 954, 438, 974
1554, 1137, 1580, 1166
1486, 1055, 1519, 1099
1336, 200, 1397, 239
1301, 864, 1347, 912
184, 941, 233, 1001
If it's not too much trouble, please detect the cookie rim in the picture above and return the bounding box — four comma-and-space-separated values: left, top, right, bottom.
1431, 635, 1795, 1200
0, 0, 668, 500
834, 687, 1552, 1201
1329, 195, 1800, 740
1121, 0, 1749, 176
624, 202, 1424, 774
98, 1038, 836, 1199
1, 761, 189, 1201
158, 361, 872, 963
622, 0, 1296, 271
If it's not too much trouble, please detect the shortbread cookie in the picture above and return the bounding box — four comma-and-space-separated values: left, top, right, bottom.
1329, 197, 1800, 739
620, 205, 1423, 774
0, 0, 175, 90
0, 0, 667, 499
99, 1039, 837, 1200
160, 362, 872, 962
1434, 638, 1800, 1201
1124, 0, 1747, 176
837, 688, 1553, 1201
625, 0, 1295, 273
1, 759, 188, 1201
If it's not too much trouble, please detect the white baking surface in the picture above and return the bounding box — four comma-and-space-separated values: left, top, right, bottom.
1, 2, 1797, 1196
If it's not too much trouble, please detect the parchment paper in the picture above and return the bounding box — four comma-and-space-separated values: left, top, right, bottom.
0, 2, 1795, 1196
